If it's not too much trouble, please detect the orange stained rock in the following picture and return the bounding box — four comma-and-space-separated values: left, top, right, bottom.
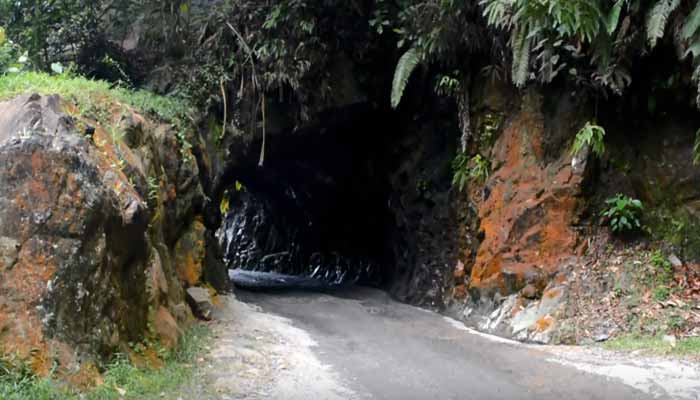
174, 220, 207, 287
469, 93, 584, 296
534, 315, 554, 333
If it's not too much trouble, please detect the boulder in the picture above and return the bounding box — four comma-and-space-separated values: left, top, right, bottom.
0, 93, 214, 375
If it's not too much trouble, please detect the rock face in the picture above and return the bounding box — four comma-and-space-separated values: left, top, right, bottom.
448, 88, 590, 342
468, 91, 587, 298
0, 93, 225, 376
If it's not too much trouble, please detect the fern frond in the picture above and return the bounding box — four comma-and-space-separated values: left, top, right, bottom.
482, 0, 512, 29
646, 0, 680, 48
511, 25, 531, 87
391, 47, 421, 109
681, 3, 700, 40
606, 0, 625, 35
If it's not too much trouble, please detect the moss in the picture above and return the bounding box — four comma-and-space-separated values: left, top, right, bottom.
646, 207, 700, 261
0, 325, 211, 400
0, 72, 191, 122
0, 71, 196, 161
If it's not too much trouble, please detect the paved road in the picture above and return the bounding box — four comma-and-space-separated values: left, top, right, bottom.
237, 286, 663, 400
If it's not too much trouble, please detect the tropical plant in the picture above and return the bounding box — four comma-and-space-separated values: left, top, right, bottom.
571, 122, 606, 158
452, 152, 490, 192
477, 0, 700, 106
646, 0, 681, 49
482, 0, 606, 87
600, 194, 644, 233
435, 72, 461, 97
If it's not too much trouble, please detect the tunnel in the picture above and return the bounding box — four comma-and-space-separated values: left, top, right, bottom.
218, 103, 401, 288
215, 95, 463, 306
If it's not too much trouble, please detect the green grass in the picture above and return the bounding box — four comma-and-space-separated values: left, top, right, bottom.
0, 325, 211, 400
0, 71, 191, 123
604, 334, 700, 356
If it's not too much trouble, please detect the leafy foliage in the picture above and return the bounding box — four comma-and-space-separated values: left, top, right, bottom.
477, 0, 700, 107
571, 122, 606, 158
601, 194, 644, 233
646, 0, 681, 49
482, 0, 606, 87
0, 325, 211, 399
452, 152, 490, 192
434, 72, 461, 97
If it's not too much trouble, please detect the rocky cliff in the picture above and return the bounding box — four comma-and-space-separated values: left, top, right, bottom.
0, 91, 225, 381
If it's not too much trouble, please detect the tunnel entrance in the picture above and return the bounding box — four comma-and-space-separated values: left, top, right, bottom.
218, 104, 398, 287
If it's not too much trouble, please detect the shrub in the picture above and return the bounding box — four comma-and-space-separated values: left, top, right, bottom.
600, 194, 644, 233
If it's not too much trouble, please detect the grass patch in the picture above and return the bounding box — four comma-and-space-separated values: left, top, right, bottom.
604, 334, 700, 356
0, 71, 195, 160
0, 72, 191, 122
0, 324, 211, 400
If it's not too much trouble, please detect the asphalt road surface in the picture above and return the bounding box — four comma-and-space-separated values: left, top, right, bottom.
236, 286, 674, 400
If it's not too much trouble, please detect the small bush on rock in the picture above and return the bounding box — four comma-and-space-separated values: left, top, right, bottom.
601, 194, 644, 234
571, 122, 606, 158
452, 153, 490, 192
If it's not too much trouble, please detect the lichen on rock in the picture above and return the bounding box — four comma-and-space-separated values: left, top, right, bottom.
0, 91, 226, 377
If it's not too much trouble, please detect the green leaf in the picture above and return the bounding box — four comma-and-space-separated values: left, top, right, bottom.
682, 3, 700, 40
391, 47, 421, 109
0, 27, 5, 45
607, 0, 625, 35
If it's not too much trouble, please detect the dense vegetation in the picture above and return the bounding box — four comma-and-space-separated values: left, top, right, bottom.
3, 0, 699, 153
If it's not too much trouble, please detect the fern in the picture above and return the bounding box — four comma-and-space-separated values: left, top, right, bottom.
646, 0, 680, 49
482, 0, 512, 29
511, 25, 531, 87
681, 3, 700, 40
571, 122, 606, 158
391, 47, 421, 109
606, 0, 625, 35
